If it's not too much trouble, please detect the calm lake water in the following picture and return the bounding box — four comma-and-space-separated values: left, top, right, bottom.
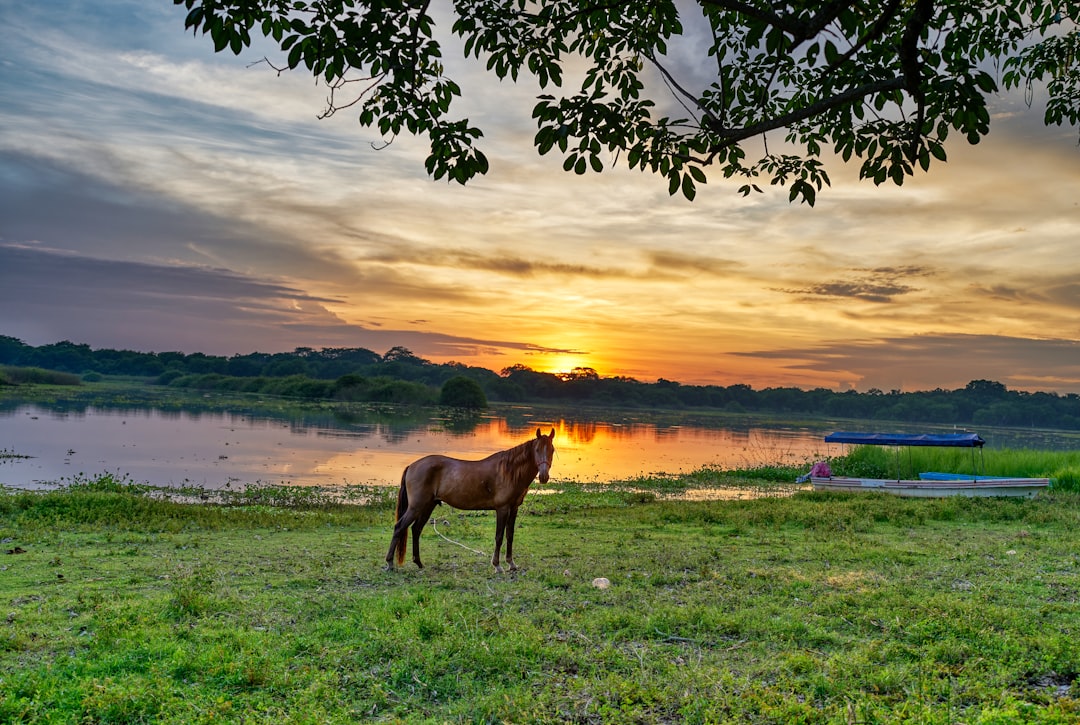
3, 399, 1077, 492
1, 401, 837, 491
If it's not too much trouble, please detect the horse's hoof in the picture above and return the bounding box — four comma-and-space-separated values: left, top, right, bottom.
494, 565, 504, 574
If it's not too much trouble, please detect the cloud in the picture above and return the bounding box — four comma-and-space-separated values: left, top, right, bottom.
0, 244, 558, 360
778, 265, 934, 303
646, 250, 745, 277
735, 334, 1080, 394
0, 148, 379, 291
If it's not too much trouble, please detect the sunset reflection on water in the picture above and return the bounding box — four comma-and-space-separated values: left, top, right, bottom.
0, 404, 830, 491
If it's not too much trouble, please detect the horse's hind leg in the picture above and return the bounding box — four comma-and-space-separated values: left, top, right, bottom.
385, 508, 416, 569
410, 503, 436, 569
385, 470, 412, 570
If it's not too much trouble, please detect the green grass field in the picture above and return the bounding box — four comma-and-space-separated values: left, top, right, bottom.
2, 472, 1078, 723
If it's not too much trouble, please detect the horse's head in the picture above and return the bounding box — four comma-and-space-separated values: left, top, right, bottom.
534, 427, 555, 483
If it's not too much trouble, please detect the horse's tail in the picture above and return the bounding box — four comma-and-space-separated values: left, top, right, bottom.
394, 466, 409, 566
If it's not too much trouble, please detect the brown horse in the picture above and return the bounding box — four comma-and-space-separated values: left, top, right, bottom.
385, 428, 555, 572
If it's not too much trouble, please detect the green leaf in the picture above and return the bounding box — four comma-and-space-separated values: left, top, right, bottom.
824, 40, 839, 65
185, 7, 204, 30
918, 148, 930, 171
681, 173, 696, 201
212, 30, 229, 53
287, 43, 303, 69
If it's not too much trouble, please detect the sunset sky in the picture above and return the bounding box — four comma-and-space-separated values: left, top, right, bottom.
2, 1, 1079, 394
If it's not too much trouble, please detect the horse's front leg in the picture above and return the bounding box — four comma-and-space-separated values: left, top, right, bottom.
505, 506, 520, 571
492, 508, 509, 573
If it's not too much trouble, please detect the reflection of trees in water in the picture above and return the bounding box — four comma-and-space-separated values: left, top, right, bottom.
650, 426, 686, 441
315, 424, 424, 444
3, 393, 444, 446
300, 418, 435, 444
560, 420, 599, 444
434, 410, 488, 435
498, 419, 696, 446
493, 406, 805, 448
6, 393, 1080, 454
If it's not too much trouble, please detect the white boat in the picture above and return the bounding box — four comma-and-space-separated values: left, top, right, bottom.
810, 475, 1050, 498
809, 431, 1051, 498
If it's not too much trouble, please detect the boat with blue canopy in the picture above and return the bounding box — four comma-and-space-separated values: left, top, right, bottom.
824, 431, 985, 447
810, 431, 1050, 498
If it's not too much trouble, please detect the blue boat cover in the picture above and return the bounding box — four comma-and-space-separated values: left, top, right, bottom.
824, 432, 985, 448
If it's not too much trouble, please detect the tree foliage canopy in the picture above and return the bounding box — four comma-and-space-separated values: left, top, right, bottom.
439, 374, 489, 408
176, 0, 1079, 203
5, 336, 1080, 428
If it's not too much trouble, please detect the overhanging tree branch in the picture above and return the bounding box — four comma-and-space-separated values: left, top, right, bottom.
173, 0, 1080, 204
900, 0, 935, 161
708, 76, 907, 149
700, 0, 857, 44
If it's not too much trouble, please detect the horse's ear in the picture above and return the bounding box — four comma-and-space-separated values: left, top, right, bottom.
536, 427, 541, 438
549, 427, 555, 440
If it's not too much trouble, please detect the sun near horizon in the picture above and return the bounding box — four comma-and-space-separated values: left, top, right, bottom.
529, 353, 600, 379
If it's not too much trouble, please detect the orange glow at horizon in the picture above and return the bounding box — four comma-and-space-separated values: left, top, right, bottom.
525, 352, 600, 378
439, 342, 823, 390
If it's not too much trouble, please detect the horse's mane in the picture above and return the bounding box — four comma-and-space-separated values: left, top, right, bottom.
498, 437, 538, 483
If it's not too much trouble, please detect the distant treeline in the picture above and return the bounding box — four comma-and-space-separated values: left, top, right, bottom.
3, 336, 1080, 429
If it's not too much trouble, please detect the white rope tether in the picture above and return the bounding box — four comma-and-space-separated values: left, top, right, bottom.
431, 519, 486, 557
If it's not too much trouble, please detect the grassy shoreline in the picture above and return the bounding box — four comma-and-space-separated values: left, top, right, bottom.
2, 475, 1078, 723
